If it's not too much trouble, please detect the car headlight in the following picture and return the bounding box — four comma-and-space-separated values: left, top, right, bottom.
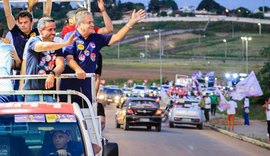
98, 94, 105, 99
114, 96, 120, 100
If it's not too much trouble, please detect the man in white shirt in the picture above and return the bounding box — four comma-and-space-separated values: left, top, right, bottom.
204, 93, 211, 122
227, 98, 238, 131
0, 37, 16, 102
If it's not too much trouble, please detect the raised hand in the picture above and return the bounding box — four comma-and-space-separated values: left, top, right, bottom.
129, 9, 146, 25
65, 31, 77, 46
97, 0, 105, 12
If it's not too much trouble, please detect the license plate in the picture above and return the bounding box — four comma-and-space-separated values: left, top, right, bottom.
182, 118, 191, 122
140, 118, 150, 122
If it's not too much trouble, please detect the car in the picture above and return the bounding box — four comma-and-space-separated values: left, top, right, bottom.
147, 86, 159, 96
115, 97, 162, 131
132, 85, 147, 97
122, 87, 132, 97
168, 99, 203, 129
104, 88, 125, 106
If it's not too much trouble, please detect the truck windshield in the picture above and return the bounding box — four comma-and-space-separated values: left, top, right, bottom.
0, 114, 84, 156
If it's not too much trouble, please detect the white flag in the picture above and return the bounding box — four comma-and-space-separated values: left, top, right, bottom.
217, 90, 229, 112
231, 71, 263, 100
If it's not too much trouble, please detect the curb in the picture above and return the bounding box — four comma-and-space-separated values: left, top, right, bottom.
204, 124, 270, 150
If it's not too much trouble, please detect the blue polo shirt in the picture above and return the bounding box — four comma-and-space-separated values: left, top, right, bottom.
10, 25, 39, 61
60, 30, 112, 104
23, 36, 63, 90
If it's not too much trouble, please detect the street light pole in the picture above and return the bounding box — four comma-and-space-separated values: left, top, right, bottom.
158, 30, 162, 86
258, 23, 261, 35
223, 39, 227, 61
241, 37, 252, 74
117, 41, 120, 59
144, 35, 150, 60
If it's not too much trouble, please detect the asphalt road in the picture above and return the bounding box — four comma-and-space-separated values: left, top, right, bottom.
103, 104, 269, 156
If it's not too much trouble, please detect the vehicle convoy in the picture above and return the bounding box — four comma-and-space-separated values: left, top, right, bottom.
115, 97, 162, 132
168, 99, 203, 129
0, 74, 118, 156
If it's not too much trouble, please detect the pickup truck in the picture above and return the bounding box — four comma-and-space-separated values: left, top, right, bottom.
0, 74, 118, 156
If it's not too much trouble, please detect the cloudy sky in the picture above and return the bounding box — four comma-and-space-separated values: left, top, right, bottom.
121, 0, 270, 10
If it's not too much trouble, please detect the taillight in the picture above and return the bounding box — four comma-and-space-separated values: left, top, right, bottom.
155, 109, 162, 115
126, 109, 134, 114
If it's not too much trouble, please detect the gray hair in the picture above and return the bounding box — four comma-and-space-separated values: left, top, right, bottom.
75, 10, 92, 26
37, 17, 55, 30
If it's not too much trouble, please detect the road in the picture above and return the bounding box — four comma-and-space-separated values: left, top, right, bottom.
103, 104, 269, 156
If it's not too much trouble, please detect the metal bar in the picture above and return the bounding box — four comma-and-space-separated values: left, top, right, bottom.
0, 73, 95, 80
0, 0, 85, 2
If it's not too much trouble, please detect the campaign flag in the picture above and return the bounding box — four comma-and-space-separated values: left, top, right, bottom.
231, 71, 263, 100
206, 71, 215, 77
217, 90, 229, 112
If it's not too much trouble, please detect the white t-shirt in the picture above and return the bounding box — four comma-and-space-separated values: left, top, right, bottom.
0, 40, 15, 91
5, 31, 14, 45
227, 100, 237, 115
205, 97, 211, 109
244, 98, 250, 107
266, 104, 270, 121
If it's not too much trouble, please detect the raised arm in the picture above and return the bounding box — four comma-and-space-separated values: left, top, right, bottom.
96, 0, 113, 34
34, 32, 77, 52
44, 0, 52, 17
108, 9, 145, 45
3, 0, 16, 30
28, 0, 38, 14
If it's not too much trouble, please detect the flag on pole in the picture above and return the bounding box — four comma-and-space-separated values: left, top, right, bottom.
217, 90, 229, 112
231, 71, 263, 100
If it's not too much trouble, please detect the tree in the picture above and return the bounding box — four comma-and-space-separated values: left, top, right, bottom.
197, 0, 226, 14
148, 0, 160, 13
234, 7, 251, 17
160, 0, 178, 10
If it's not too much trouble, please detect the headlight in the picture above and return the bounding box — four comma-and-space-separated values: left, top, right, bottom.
98, 94, 105, 99
114, 96, 120, 100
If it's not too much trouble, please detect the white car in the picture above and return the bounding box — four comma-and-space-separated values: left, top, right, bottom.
168, 99, 203, 129
132, 85, 147, 97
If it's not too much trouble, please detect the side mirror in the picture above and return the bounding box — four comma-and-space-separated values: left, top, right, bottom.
103, 142, 119, 156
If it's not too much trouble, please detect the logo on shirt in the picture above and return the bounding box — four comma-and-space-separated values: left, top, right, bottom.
90, 53, 96, 62
90, 42, 96, 48
78, 54, 86, 62
78, 44, 85, 50
84, 50, 90, 56
30, 32, 36, 37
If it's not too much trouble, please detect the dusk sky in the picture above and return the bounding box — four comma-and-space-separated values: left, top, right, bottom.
121, 0, 270, 11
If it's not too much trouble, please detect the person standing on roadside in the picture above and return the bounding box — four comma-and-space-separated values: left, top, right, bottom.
243, 97, 250, 126
227, 97, 238, 131
262, 98, 270, 143
210, 92, 219, 116
204, 93, 211, 122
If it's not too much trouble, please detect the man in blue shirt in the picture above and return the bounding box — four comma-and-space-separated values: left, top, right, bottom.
61, 9, 145, 106
23, 17, 76, 102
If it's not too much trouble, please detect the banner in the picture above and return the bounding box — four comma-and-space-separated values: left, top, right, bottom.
217, 90, 229, 112
231, 71, 263, 100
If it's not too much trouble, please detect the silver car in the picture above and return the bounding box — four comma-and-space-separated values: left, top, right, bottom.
168, 99, 203, 129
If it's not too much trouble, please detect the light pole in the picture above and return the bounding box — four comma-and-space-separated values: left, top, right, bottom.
223, 39, 227, 61
144, 35, 150, 60
117, 41, 120, 59
155, 29, 163, 86
258, 23, 261, 35
241, 37, 252, 74
241, 37, 245, 60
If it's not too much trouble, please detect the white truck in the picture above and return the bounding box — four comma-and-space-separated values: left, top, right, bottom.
0, 74, 118, 156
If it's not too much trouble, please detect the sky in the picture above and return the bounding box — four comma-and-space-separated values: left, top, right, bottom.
120, 0, 270, 11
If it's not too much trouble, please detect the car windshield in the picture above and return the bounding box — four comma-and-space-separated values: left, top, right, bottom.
0, 114, 84, 156
175, 100, 199, 108
129, 100, 158, 107
134, 86, 145, 90
149, 86, 158, 90
107, 89, 121, 94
